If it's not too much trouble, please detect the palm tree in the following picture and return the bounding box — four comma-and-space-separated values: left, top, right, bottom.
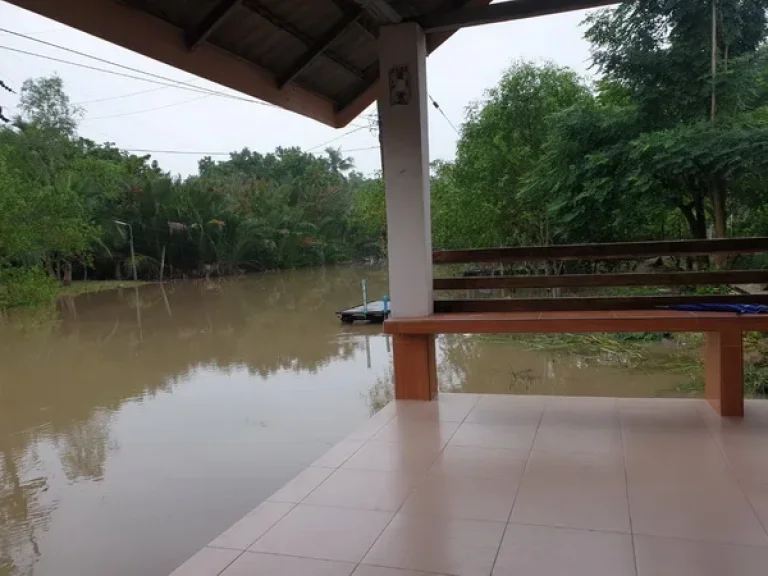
325, 147, 354, 174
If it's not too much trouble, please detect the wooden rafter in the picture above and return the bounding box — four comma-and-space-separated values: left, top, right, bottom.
242, 0, 366, 81
185, 0, 241, 51
278, 7, 362, 88
329, 0, 380, 38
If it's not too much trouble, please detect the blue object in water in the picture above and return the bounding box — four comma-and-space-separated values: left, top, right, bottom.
383, 294, 389, 314
669, 303, 768, 315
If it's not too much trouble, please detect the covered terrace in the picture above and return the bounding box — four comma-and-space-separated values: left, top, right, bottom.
8, 1, 768, 575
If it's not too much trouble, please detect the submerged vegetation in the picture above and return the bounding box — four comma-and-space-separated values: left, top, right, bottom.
476, 331, 768, 397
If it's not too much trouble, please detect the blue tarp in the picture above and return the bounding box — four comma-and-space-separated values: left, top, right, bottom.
668, 304, 768, 314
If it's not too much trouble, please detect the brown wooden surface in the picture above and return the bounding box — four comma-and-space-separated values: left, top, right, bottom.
384, 310, 768, 335
705, 330, 744, 417
434, 294, 768, 313
392, 334, 437, 400
433, 237, 768, 264
434, 270, 768, 290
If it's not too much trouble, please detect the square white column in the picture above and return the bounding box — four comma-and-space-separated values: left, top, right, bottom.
378, 22, 433, 318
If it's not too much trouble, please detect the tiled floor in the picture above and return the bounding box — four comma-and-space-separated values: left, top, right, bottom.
170, 394, 768, 576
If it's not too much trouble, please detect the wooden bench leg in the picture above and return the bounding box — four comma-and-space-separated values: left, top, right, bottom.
392, 333, 437, 400
705, 330, 744, 417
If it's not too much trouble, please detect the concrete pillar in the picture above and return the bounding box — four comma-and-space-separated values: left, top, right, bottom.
379, 22, 433, 318
379, 23, 436, 400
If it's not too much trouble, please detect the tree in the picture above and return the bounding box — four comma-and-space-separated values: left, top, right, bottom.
448, 61, 590, 249
0, 77, 13, 123
325, 147, 354, 174
18, 75, 82, 136
525, 0, 768, 253
0, 75, 385, 306
581, 0, 768, 241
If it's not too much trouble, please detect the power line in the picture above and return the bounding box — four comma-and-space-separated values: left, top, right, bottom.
2, 26, 375, 131
0, 28, 66, 38
428, 94, 460, 135
74, 86, 172, 105
0, 45, 230, 96
306, 125, 369, 151
120, 148, 233, 156
341, 145, 379, 153
81, 94, 211, 122
116, 144, 380, 157
0, 27, 279, 108
0, 45, 274, 108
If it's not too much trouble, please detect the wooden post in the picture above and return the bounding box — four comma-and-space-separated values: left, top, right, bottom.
392, 333, 437, 400
705, 329, 744, 417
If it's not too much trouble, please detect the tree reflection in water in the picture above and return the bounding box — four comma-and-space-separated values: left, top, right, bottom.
0, 266, 390, 576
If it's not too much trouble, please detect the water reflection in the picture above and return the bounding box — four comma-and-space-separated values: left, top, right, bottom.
0, 266, 693, 576
438, 334, 692, 396
0, 266, 391, 576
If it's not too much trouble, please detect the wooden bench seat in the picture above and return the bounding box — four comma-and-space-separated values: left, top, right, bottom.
384, 310, 768, 417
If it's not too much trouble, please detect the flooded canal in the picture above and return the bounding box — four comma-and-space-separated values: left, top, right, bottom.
0, 266, 697, 576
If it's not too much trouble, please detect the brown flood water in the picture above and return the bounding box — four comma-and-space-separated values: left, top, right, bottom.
0, 266, 694, 576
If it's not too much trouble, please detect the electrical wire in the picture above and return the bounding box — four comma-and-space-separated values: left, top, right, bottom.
81, 94, 211, 122
305, 125, 369, 151
0, 44, 273, 107
1, 27, 377, 132
74, 86, 173, 105
0, 27, 279, 108
0, 28, 66, 38
119, 148, 233, 156
114, 144, 380, 157
1, 40, 370, 128
341, 145, 379, 153
428, 94, 460, 135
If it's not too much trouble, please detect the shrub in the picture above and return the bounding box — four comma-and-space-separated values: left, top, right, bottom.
0, 267, 58, 309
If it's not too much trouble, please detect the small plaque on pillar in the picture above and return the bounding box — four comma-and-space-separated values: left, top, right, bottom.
388, 66, 411, 106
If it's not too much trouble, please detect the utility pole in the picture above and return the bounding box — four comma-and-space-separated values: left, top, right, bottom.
114, 220, 138, 282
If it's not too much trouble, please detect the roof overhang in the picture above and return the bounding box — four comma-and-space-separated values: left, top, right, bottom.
6, 0, 614, 128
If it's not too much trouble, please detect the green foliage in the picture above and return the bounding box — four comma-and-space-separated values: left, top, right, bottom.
0, 77, 383, 309
585, 0, 768, 128
440, 61, 590, 249
0, 267, 57, 308
349, 176, 386, 253
518, 0, 768, 246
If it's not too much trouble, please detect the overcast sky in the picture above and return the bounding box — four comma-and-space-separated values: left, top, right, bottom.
0, 1, 595, 177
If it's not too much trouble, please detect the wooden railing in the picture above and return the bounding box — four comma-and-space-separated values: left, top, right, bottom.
433, 237, 768, 312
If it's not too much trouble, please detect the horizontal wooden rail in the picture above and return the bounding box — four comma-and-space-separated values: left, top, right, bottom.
433, 237, 768, 264
434, 270, 768, 291
385, 311, 768, 335
434, 294, 768, 313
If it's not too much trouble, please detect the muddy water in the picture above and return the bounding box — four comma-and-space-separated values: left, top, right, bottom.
0, 266, 694, 576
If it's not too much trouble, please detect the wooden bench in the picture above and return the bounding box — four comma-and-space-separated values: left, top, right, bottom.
383, 237, 768, 417
384, 310, 768, 417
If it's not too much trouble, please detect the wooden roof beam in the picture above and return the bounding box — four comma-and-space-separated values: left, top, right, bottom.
278, 7, 362, 88
358, 0, 403, 23
6, 0, 338, 126
185, 0, 241, 51
329, 0, 380, 38
243, 0, 366, 81
418, 0, 619, 33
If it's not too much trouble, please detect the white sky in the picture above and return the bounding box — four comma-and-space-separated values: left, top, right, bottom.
0, 1, 595, 177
